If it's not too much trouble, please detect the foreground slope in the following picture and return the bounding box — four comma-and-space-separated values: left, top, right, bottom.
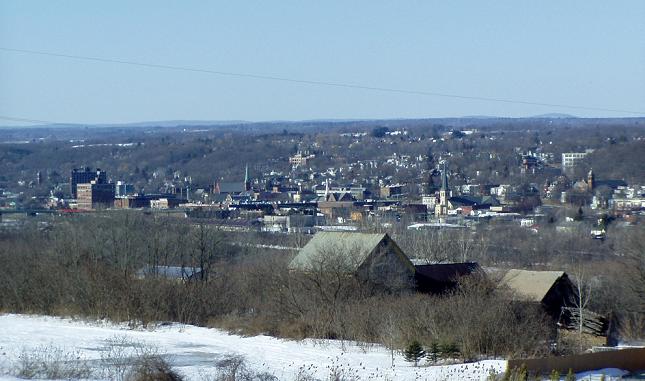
0, 314, 504, 380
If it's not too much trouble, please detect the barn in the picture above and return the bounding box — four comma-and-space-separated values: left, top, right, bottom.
288, 232, 416, 290
500, 269, 609, 336
499, 269, 577, 319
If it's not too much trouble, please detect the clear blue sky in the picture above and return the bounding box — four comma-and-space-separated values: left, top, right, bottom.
1, 1, 644, 124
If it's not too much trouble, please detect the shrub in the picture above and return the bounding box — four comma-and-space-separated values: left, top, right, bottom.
502, 364, 527, 381
14, 345, 91, 380
208, 354, 277, 381
549, 369, 560, 381
126, 355, 183, 381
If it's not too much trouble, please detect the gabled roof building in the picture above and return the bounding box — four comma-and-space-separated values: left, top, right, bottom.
288, 232, 415, 290
499, 269, 577, 319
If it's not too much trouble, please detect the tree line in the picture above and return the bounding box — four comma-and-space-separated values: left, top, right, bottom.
0, 213, 644, 358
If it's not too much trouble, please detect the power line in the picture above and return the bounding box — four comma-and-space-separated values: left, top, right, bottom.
0, 115, 61, 125
2, 46, 643, 116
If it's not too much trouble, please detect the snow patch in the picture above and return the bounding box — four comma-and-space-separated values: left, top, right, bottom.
0, 314, 505, 380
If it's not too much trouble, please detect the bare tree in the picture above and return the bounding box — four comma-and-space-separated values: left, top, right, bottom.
191, 223, 224, 282
451, 228, 477, 263
570, 262, 595, 352
379, 311, 399, 367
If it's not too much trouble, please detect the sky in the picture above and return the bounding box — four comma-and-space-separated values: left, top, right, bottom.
1, 1, 644, 125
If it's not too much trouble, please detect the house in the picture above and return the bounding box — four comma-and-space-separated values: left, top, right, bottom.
211, 193, 233, 206
288, 232, 415, 290
380, 184, 405, 199
414, 262, 482, 294
317, 194, 357, 222
114, 194, 183, 209
150, 197, 184, 209
317, 192, 354, 203
262, 214, 318, 233
499, 269, 577, 319
289, 151, 315, 167
315, 186, 368, 200
404, 204, 428, 221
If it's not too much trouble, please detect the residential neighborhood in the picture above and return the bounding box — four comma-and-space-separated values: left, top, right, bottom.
3, 120, 643, 244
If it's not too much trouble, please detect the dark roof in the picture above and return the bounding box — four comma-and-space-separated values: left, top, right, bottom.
414, 262, 482, 294
218, 182, 246, 194
211, 193, 231, 203
211, 219, 261, 227
595, 180, 628, 189
231, 192, 253, 202
415, 262, 481, 283
298, 193, 318, 202
317, 193, 354, 202
449, 195, 500, 208
257, 192, 292, 202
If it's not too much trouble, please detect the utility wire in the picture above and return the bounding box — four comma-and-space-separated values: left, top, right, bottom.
0, 115, 62, 125
2, 47, 644, 116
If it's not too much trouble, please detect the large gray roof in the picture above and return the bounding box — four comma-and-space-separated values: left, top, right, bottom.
288, 232, 387, 272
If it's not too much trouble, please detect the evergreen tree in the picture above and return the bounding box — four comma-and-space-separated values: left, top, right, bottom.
440, 342, 460, 360
427, 342, 440, 364
403, 341, 426, 367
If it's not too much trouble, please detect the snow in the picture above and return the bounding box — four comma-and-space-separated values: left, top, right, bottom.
573, 368, 628, 380
0, 314, 506, 380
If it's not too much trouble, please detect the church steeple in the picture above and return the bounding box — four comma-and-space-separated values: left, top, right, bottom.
440, 161, 449, 191
587, 168, 595, 191
435, 160, 451, 217
244, 164, 250, 191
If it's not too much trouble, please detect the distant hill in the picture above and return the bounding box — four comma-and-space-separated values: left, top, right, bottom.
98, 120, 251, 128
0, 120, 251, 129
460, 115, 500, 119
4, 115, 645, 132
530, 113, 578, 119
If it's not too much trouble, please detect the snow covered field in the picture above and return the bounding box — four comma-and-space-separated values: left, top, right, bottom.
0, 314, 505, 380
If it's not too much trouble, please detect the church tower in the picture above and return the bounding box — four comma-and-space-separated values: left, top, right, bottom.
244, 164, 251, 191
435, 161, 451, 217
587, 168, 595, 191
